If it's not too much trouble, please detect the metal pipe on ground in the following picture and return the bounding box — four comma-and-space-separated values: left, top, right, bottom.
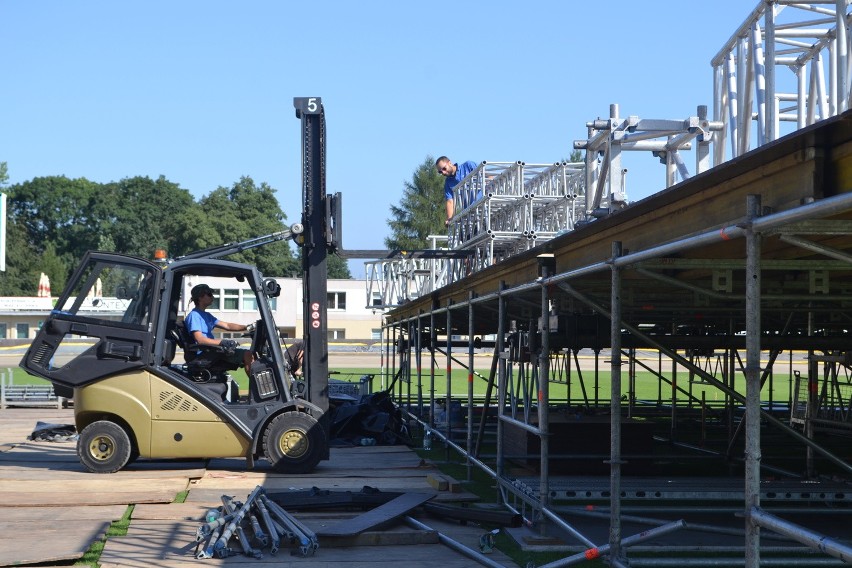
749, 506, 852, 563
403, 515, 506, 568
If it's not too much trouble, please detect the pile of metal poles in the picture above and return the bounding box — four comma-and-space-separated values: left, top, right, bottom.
194, 484, 319, 559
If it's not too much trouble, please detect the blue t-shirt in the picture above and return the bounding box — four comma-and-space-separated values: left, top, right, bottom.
185, 309, 218, 340
444, 160, 479, 201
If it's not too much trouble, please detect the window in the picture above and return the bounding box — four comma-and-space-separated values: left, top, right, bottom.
327, 329, 346, 341
327, 292, 346, 311
56, 260, 157, 328
371, 292, 383, 307
371, 329, 382, 340
16, 323, 29, 339
267, 297, 277, 311
223, 289, 239, 310
0, 323, 6, 339
242, 294, 258, 311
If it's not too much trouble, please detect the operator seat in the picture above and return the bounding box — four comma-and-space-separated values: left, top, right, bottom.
172, 321, 238, 402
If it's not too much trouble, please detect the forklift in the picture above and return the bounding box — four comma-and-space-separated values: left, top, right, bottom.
20, 98, 337, 474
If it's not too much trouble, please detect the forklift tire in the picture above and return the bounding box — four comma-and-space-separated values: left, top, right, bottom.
262, 411, 326, 474
77, 420, 132, 474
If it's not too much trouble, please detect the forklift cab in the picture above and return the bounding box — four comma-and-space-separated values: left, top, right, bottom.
22, 251, 328, 474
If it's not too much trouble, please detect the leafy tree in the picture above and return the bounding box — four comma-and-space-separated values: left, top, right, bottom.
39, 242, 69, 294
101, 176, 196, 258
8, 176, 106, 262
192, 176, 300, 277
0, 162, 8, 185
0, 220, 41, 295
326, 254, 351, 279
385, 156, 446, 250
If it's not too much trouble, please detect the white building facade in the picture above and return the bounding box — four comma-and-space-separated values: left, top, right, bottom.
0, 278, 386, 344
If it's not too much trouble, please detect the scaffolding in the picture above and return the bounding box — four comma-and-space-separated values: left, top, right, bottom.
370, 3, 852, 566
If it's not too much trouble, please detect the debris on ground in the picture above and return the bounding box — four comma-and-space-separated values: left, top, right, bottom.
28, 421, 78, 442
328, 390, 411, 447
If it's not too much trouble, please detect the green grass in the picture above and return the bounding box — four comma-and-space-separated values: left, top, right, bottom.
74, 504, 134, 567
4, 364, 798, 406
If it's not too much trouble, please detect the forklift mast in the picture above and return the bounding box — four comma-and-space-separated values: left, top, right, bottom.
294, 97, 330, 413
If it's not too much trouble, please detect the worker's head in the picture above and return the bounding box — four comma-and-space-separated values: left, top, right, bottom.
436, 156, 456, 177
190, 283, 214, 304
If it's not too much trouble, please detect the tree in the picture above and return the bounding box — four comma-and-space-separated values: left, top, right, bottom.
385, 156, 446, 250
0, 219, 40, 295
191, 177, 300, 277
0, 162, 8, 185
101, 176, 196, 259
326, 254, 351, 279
8, 176, 105, 263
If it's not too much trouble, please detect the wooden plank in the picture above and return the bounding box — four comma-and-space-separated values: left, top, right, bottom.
317, 493, 434, 537
131, 502, 212, 521
0, 489, 179, 506
100, 515, 518, 567
427, 472, 448, 491
0, 442, 208, 479
101, 533, 484, 567
321, 529, 439, 547
0, 519, 110, 567
0, 477, 190, 493
0, 504, 127, 523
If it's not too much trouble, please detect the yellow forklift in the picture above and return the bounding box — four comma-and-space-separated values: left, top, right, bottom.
21, 98, 337, 474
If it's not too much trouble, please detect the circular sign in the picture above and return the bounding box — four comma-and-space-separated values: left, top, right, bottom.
312, 320, 320, 329
311, 302, 320, 311
311, 312, 320, 320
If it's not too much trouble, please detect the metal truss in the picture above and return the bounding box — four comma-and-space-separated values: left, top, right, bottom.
575, 104, 722, 204
712, 0, 852, 161
366, 2, 852, 311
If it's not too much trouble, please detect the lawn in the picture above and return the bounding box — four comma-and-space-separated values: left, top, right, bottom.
3, 365, 798, 407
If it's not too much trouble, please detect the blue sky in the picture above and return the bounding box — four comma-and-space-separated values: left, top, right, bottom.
2, 1, 760, 277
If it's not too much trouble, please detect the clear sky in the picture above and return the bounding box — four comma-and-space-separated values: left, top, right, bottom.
2, 1, 763, 277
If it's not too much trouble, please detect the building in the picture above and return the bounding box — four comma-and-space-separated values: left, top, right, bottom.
0, 278, 385, 343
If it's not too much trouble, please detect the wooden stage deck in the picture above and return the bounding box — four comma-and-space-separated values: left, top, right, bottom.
0, 408, 519, 568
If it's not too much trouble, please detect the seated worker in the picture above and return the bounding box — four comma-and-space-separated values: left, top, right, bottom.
184, 284, 254, 375
283, 339, 304, 377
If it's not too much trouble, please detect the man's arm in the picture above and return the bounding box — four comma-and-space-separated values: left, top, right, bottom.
445, 198, 454, 226
191, 329, 220, 347
215, 321, 249, 333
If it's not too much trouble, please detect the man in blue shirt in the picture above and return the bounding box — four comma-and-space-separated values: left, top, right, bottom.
436, 156, 479, 226
184, 283, 254, 375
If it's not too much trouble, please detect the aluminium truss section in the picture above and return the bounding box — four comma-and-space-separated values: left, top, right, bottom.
524, 161, 585, 199
450, 162, 590, 249
365, 255, 452, 307
712, 1, 852, 163
575, 104, 721, 207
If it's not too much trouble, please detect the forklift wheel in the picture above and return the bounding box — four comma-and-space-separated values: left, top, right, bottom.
262, 411, 326, 474
77, 420, 132, 474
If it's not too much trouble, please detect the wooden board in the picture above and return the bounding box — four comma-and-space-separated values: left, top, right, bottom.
99, 517, 512, 567
317, 492, 434, 537
0, 519, 110, 567
0, 476, 189, 506
0, 504, 127, 523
